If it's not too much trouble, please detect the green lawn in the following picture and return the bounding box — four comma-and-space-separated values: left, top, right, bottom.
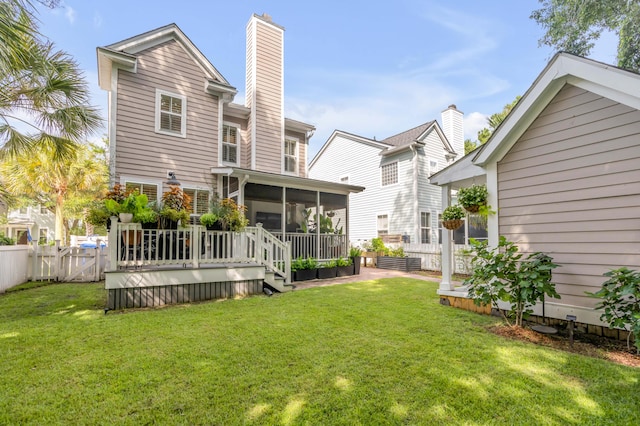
1, 279, 638, 425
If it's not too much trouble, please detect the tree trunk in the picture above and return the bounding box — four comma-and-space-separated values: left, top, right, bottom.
55, 192, 65, 243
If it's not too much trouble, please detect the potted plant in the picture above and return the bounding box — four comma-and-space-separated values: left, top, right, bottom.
318, 259, 337, 279
105, 191, 149, 224
442, 205, 465, 230
349, 246, 362, 275
215, 198, 249, 231
292, 256, 318, 281
199, 212, 220, 230
457, 184, 487, 213
159, 187, 192, 229
135, 207, 159, 229
336, 256, 354, 277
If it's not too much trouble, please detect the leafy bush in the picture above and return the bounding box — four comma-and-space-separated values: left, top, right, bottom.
0, 233, 15, 245
336, 257, 352, 267
465, 237, 560, 327
199, 213, 219, 227
442, 205, 465, 221
371, 237, 387, 253
457, 184, 488, 210
588, 267, 640, 353
291, 257, 319, 271
349, 246, 362, 258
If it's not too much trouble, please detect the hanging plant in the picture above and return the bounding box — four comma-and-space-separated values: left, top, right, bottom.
457, 184, 488, 213
442, 205, 465, 230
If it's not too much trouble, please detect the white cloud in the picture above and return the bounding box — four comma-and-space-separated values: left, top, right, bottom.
93, 12, 103, 29
464, 112, 488, 141
64, 6, 76, 24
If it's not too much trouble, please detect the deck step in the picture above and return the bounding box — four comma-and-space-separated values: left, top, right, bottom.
264, 270, 293, 293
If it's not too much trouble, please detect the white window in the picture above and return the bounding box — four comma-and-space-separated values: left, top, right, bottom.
284, 138, 298, 173
377, 214, 389, 236
183, 188, 210, 215
40, 205, 49, 215
125, 182, 159, 203
381, 162, 398, 186
38, 229, 48, 245
222, 124, 238, 165
420, 212, 431, 244
429, 159, 438, 174
155, 89, 186, 137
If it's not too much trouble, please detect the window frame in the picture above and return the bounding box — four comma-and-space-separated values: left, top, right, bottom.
182, 188, 210, 216
381, 162, 398, 187
221, 123, 239, 166
155, 89, 187, 138
284, 137, 299, 175
420, 211, 431, 244
377, 213, 389, 236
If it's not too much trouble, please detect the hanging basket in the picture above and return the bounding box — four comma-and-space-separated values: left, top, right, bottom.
463, 204, 481, 213
442, 219, 464, 230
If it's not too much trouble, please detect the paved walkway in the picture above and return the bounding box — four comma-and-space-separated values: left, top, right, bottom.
291, 267, 445, 290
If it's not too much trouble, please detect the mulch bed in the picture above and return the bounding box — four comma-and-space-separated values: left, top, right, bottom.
490, 324, 640, 368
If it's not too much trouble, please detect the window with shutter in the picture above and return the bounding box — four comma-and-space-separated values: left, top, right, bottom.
125, 182, 158, 203
222, 124, 238, 164
420, 211, 431, 244
284, 138, 297, 173
183, 188, 210, 215
155, 89, 186, 137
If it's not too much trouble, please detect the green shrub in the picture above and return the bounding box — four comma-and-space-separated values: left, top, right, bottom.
457, 184, 488, 209
0, 233, 15, 245
465, 237, 560, 327
336, 257, 352, 267
442, 205, 465, 221
588, 267, 640, 353
349, 246, 362, 257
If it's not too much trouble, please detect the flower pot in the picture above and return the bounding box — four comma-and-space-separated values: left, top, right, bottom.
295, 268, 317, 281
352, 256, 362, 275
119, 213, 133, 223
317, 266, 337, 279
442, 219, 464, 230
337, 265, 354, 277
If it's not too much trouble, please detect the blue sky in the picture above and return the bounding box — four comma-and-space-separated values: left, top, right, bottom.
35, 0, 619, 158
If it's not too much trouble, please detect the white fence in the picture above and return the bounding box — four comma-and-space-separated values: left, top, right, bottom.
0, 245, 30, 293
403, 243, 474, 275
0, 242, 107, 292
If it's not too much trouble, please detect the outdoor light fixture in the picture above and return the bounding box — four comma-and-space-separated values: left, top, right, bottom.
165, 171, 181, 186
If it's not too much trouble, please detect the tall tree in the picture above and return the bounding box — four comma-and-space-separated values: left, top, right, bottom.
0, 0, 102, 160
464, 96, 521, 154
531, 0, 640, 72
0, 142, 108, 243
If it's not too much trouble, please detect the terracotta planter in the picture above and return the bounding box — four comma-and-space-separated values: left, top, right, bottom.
442, 219, 464, 230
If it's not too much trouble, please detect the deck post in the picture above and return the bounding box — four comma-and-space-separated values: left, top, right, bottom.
108, 217, 118, 272
191, 225, 200, 268
440, 185, 454, 291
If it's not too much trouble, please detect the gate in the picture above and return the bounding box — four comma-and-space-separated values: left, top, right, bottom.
30, 242, 107, 282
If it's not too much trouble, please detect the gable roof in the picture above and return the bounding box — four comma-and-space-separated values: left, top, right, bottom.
430, 52, 640, 186
474, 52, 640, 167
97, 23, 236, 98
381, 121, 434, 147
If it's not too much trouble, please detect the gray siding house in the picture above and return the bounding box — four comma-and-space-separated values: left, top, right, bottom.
96, 14, 363, 304
309, 107, 465, 246
431, 52, 640, 331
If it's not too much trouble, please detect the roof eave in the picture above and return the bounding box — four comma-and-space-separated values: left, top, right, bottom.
96, 47, 137, 90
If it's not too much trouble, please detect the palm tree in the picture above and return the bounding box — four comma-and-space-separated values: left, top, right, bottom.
1, 143, 108, 242
0, 0, 102, 160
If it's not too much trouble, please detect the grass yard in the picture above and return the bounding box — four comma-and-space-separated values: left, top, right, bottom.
1, 278, 638, 425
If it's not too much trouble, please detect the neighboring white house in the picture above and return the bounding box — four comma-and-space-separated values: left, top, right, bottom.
309, 105, 485, 246
0, 205, 54, 245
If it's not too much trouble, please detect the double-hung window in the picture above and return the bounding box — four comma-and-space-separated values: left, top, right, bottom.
222, 124, 238, 164
377, 214, 389, 236
156, 89, 186, 137
284, 138, 298, 173
420, 212, 431, 244
125, 182, 159, 203
183, 188, 210, 215
381, 162, 398, 186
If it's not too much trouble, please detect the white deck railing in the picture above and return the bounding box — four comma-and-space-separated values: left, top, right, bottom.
108, 222, 291, 284
271, 232, 347, 261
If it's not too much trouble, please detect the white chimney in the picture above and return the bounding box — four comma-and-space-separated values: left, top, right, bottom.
441, 104, 464, 161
